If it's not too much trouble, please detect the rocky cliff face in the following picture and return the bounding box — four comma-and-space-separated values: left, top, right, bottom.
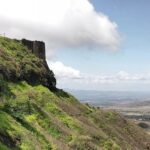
21, 39, 57, 91
21, 39, 46, 60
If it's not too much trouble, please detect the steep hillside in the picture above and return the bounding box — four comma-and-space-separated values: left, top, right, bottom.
0, 36, 150, 150
0, 37, 56, 91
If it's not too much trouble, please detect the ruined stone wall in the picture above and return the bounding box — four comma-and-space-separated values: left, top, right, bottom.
21, 39, 57, 91
21, 39, 46, 60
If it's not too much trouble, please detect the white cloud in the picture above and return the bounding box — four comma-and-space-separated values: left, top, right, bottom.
46, 61, 150, 90
48, 61, 81, 79
47, 61, 148, 84
0, 0, 120, 53
85, 71, 147, 84
117, 71, 146, 81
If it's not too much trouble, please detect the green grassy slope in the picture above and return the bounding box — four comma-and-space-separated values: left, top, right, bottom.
0, 37, 150, 150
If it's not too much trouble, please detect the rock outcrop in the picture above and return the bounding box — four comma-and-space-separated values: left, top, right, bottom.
0, 37, 56, 91
21, 39, 46, 60
21, 39, 57, 91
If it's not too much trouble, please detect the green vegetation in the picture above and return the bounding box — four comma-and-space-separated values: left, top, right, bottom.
0, 36, 150, 150
0, 36, 56, 90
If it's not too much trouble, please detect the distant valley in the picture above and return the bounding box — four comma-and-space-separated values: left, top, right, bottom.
68, 90, 150, 134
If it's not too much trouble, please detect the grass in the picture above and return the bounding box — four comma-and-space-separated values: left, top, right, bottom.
0, 111, 52, 150
0, 142, 10, 150
0, 81, 150, 149
101, 139, 120, 150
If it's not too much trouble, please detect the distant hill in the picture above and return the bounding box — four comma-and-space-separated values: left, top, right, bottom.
0, 36, 150, 150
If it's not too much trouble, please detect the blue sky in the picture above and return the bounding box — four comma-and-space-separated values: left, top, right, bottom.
49, 0, 150, 91
0, 0, 150, 91
56, 0, 150, 74
92, 0, 150, 74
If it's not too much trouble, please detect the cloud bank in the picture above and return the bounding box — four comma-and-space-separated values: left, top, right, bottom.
48, 61, 150, 90
48, 61, 148, 84
0, 0, 120, 52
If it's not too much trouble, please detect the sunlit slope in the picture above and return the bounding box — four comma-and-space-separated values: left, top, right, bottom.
0, 82, 149, 150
